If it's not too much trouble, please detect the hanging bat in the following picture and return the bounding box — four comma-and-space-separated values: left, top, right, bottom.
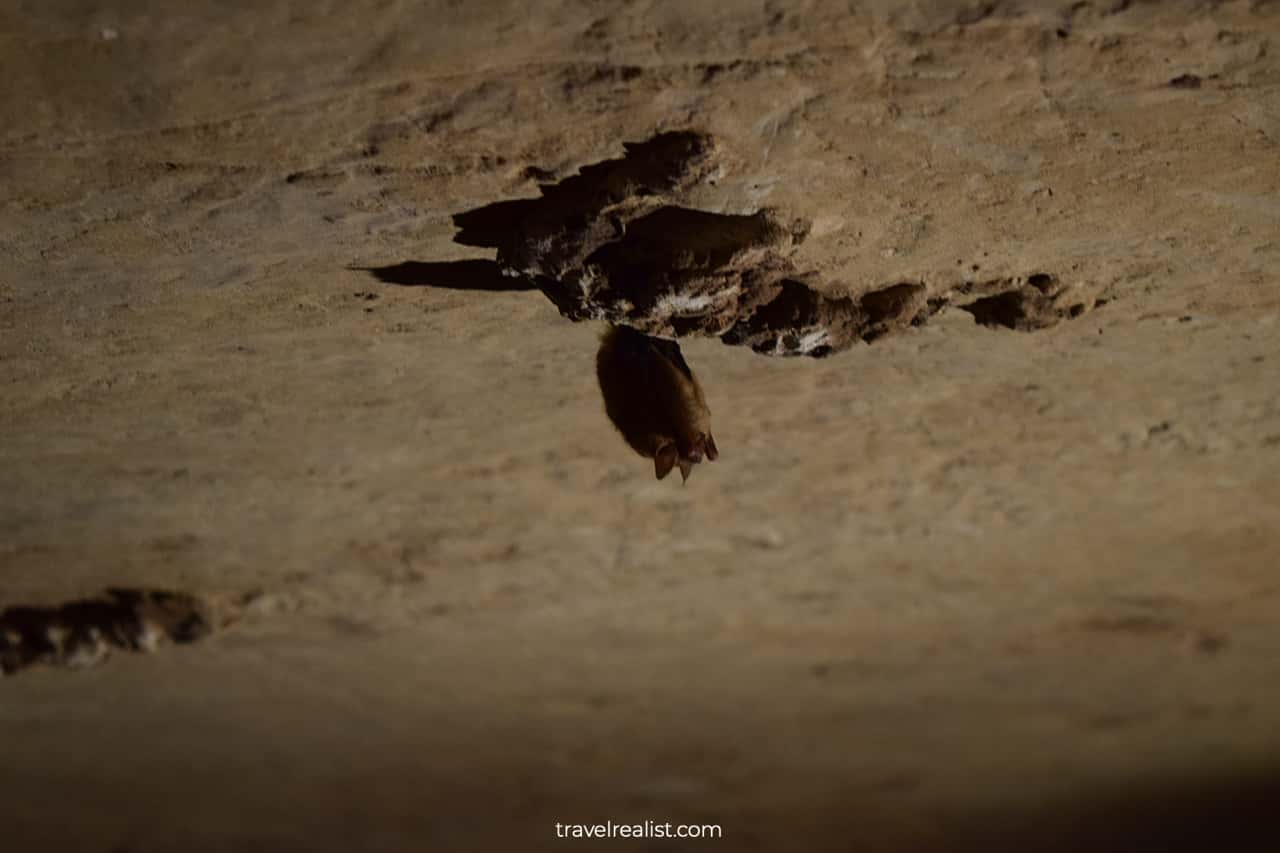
596, 325, 719, 483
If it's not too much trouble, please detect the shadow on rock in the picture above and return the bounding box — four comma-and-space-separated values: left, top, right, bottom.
353, 259, 533, 292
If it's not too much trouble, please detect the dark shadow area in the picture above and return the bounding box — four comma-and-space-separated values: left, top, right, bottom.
960, 289, 1040, 329
0, 588, 211, 676
947, 764, 1280, 853
451, 130, 715, 254
10, 693, 1279, 852
352, 259, 532, 292
954, 272, 1091, 331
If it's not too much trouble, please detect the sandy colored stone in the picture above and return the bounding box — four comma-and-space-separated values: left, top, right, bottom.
1, 0, 1279, 850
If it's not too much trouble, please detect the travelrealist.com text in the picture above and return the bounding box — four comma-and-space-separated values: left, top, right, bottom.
555, 821, 723, 839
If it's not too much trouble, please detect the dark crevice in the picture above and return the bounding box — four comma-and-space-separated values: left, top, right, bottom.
1, 588, 212, 677
962, 290, 1037, 329
1027, 272, 1057, 292
360, 130, 1099, 357
957, 272, 1082, 331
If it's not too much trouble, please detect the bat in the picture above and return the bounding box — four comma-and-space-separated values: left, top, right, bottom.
596, 325, 719, 483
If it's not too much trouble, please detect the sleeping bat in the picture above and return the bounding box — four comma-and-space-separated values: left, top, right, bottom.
596, 325, 719, 483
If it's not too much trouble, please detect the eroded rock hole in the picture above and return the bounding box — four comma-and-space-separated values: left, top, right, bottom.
962, 291, 1035, 329
367, 130, 1096, 356
956, 273, 1088, 331
1027, 273, 1056, 292
1, 588, 212, 677
437, 131, 1093, 353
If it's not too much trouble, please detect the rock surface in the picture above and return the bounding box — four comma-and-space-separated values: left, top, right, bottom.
2, 1, 1279, 851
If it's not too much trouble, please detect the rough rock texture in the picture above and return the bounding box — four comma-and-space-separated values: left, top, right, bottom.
454, 131, 817, 339
2, 1, 1280, 851
448, 130, 1100, 354
0, 589, 212, 676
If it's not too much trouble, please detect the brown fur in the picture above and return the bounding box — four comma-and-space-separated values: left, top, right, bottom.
596, 325, 718, 482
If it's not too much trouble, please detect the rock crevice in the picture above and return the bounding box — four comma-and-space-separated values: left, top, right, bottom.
446, 131, 1097, 356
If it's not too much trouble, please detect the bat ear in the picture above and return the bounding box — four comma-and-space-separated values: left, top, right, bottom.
678, 458, 694, 484
654, 444, 678, 480
704, 433, 719, 461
